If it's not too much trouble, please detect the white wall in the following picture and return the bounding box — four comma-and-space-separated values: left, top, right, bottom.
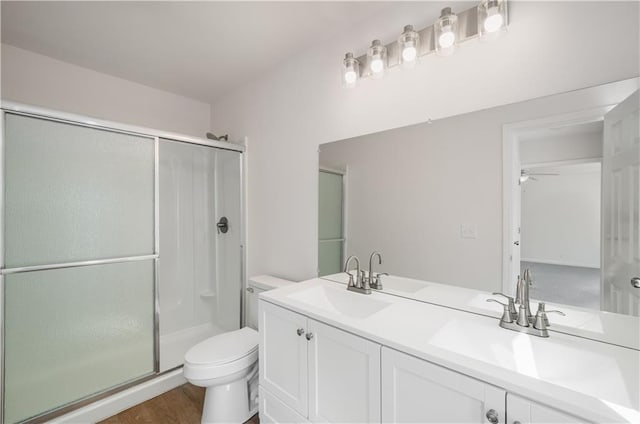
520, 131, 603, 165
521, 164, 601, 268
1, 44, 211, 137
210, 1, 639, 283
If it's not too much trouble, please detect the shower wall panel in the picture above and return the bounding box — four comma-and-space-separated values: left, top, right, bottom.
158, 140, 242, 371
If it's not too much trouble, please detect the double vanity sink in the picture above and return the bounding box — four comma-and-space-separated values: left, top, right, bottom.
259, 278, 640, 423
323, 272, 640, 350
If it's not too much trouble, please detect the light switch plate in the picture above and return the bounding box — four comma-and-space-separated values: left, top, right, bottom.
460, 224, 477, 239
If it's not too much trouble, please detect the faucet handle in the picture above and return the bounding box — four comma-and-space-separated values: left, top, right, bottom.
487, 299, 514, 324
534, 302, 565, 327
345, 271, 356, 287
492, 292, 517, 319
371, 272, 388, 290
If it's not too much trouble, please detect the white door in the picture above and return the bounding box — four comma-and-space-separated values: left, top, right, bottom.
602, 90, 640, 315
307, 319, 381, 423
259, 301, 309, 417
381, 347, 505, 424
507, 394, 589, 424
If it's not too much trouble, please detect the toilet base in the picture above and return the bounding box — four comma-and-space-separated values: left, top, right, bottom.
201, 372, 258, 424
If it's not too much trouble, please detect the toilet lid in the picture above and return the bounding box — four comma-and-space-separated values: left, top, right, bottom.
185, 327, 258, 366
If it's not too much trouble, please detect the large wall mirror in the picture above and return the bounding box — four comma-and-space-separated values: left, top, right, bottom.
318, 77, 639, 349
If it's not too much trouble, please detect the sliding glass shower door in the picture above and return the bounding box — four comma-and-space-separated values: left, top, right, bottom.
2, 113, 157, 423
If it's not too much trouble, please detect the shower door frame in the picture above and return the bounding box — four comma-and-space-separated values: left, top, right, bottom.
0, 102, 246, 424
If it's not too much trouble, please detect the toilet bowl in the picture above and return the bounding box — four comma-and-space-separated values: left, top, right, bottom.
183, 275, 295, 424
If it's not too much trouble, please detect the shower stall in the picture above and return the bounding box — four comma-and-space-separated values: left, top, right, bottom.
0, 104, 244, 424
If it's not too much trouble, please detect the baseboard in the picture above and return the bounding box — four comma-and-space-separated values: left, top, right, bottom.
49, 369, 187, 423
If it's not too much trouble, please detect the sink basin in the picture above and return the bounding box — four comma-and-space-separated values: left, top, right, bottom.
287, 284, 391, 319
427, 319, 639, 408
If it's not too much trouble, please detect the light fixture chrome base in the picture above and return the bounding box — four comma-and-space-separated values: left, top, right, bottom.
353, 2, 508, 79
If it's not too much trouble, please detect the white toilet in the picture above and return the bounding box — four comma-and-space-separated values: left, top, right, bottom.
183, 275, 295, 424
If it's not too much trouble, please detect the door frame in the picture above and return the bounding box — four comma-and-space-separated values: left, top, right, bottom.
501, 106, 613, 295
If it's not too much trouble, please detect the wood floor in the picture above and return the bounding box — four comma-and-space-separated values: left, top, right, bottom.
99, 384, 259, 424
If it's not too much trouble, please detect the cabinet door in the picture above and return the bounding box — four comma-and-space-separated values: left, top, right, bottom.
308, 319, 381, 423
260, 387, 310, 424
259, 301, 309, 417
382, 347, 505, 423
507, 394, 590, 424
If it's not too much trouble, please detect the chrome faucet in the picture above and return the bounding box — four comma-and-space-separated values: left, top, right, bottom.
367, 251, 385, 290
344, 255, 371, 294
488, 269, 565, 337
516, 270, 533, 323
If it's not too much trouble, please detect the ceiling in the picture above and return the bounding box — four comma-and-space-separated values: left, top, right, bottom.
1, 1, 395, 103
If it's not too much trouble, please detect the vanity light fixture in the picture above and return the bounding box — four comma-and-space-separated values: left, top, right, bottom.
341, 1, 509, 87
435, 7, 458, 55
398, 25, 420, 67
478, 0, 508, 39
342, 53, 360, 88
367, 39, 387, 78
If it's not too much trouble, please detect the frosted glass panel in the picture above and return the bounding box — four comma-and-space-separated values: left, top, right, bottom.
319, 171, 343, 240
158, 140, 241, 371
319, 240, 343, 276
4, 114, 155, 268
4, 260, 155, 424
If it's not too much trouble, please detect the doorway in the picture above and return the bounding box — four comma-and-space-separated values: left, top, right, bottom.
502, 108, 609, 308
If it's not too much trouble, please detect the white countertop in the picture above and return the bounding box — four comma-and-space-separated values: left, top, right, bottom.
261, 278, 640, 423
322, 273, 640, 350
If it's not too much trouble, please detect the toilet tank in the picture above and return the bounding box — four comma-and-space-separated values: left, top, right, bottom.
246, 275, 295, 329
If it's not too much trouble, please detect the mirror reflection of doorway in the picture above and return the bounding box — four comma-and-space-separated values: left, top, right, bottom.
520, 161, 602, 309
517, 120, 604, 309
507, 90, 639, 315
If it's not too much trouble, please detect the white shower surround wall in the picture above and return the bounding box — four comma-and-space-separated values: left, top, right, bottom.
209, 1, 640, 284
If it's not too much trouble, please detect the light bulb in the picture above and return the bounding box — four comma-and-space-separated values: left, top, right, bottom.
438, 27, 455, 49
398, 25, 420, 66
344, 69, 357, 84
370, 58, 384, 73
402, 46, 417, 62
478, 0, 507, 39
435, 8, 458, 55
484, 8, 504, 32
366, 39, 386, 77
341, 52, 359, 88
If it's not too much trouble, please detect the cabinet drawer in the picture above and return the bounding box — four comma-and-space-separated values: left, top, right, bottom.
507, 393, 591, 424
260, 387, 309, 424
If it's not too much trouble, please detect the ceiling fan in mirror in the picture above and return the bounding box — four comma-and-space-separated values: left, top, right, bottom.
519, 169, 559, 183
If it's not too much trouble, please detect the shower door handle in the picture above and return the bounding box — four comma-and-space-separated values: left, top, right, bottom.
216, 217, 229, 234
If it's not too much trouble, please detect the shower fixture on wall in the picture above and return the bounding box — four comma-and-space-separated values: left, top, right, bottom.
341, 0, 508, 87
206, 132, 229, 141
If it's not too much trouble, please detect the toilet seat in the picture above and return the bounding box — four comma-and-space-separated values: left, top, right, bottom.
183, 327, 258, 381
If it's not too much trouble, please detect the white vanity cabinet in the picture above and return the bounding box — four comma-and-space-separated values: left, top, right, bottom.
259, 300, 382, 424
507, 394, 590, 424
381, 347, 506, 423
